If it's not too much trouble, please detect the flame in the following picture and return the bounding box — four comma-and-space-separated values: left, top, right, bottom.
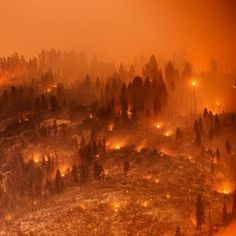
164, 130, 172, 137
216, 183, 232, 195
115, 145, 120, 150
142, 200, 150, 207
113, 203, 120, 212
192, 80, 196, 86
108, 123, 114, 132
135, 139, 147, 152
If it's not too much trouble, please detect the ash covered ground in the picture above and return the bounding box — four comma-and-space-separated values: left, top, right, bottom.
0, 116, 235, 236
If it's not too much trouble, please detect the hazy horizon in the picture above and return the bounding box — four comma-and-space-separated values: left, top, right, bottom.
0, 0, 236, 71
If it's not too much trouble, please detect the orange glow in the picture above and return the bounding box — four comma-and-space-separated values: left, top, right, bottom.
216, 183, 233, 195
155, 123, 162, 129
135, 140, 147, 152
115, 145, 120, 150
108, 123, 114, 132
164, 130, 172, 137
112, 203, 120, 212
192, 80, 196, 87
142, 200, 150, 208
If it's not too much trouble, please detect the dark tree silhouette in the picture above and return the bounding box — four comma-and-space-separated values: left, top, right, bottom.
196, 194, 205, 231
55, 169, 63, 193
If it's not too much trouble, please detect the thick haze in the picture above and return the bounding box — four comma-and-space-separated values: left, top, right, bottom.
0, 0, 235, 71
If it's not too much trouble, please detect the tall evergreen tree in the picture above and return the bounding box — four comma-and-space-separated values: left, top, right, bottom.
55, 169, 63, 193
196, 194, 205, 231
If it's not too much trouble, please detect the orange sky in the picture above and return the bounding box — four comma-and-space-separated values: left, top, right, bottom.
0, 0, 235, 71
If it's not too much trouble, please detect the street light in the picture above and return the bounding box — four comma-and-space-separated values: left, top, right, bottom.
192, 80, 197, 115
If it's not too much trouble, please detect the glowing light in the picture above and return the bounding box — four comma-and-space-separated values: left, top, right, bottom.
192, 80, 196, 86
164, 131, 171, 137
135, 140, 147, 152
108, 123, 114, 132
89, 114, 93, 119
155, 122, 162, 129
154, 178, 159, 184
113, 203, 120, 212
61, 172, 65, 177
47, 88, 51, 93
142, 201, 149, 207
216, 183, 232, 195
115, 145, 120, 150
166, 194, 170, 199
127, 110, 132, 119
143, 174, 152, 180
216, 101, 220, 107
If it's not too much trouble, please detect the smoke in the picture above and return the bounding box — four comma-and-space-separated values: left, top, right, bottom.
0, 0, 235, 71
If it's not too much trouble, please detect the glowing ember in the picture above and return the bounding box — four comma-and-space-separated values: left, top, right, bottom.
216, 183, 232, 195
154, 178, 159, 184
108, 123, 114, 132
166, 193, 170, 199
89, 114, 93, 119
127, 110, 132, 119
164, 131, 170, 137
142, 201, 149, 207
143, 174, 152, 180
113, 203, 120, 212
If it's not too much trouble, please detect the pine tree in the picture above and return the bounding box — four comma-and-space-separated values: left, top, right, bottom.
194, 120, 198, 134
215, 114, 221, 134
93, 161, 101, 180
195, 131, 201, 146
124, 161, 130, 175
203, 108, 208, 118
72, 165, 78, 183
196, 194, 205, 231
223, 204, 227, 223
55, 169, 63, 193
232, 190, 236, 217
225, 140, 232, 154
175, 225, 181, 236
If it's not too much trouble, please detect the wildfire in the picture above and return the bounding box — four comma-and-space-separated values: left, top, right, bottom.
166, 193, 170, 199
164, 131, 171, 137
142, 200, 150, 207
127, 109, 132, 119
135, 140, 147, 152
143, 174, 152, 180
108, 123, 114, 132
216, 183, 233, 195
113, 203, 120, 212
115, 145, 121, 150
